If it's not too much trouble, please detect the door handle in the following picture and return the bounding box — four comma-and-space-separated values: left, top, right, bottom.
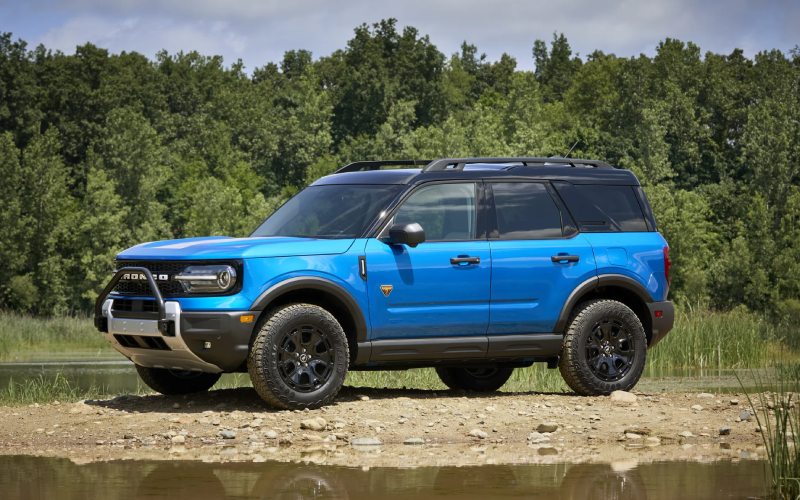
551, 254, 580, 263
450, 256, 480, 265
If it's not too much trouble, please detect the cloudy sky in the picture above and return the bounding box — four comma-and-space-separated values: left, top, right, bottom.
1, 0, 797, 71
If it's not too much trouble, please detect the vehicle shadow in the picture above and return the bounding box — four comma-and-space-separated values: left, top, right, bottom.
86, 384, 573, 414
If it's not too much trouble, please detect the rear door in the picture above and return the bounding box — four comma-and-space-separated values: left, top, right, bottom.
552, 181, 668, 301
487, 181, 597, 334
365, 181, 491, 339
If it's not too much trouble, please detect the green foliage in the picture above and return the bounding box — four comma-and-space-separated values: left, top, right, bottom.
533, 33, 582, 102
645, 185, 715, 303
5, 275, 37, 312
0, 24, 797, 317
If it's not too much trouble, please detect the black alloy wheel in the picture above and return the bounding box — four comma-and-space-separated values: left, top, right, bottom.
276, 324, 335, 392
585, 319, 635, 382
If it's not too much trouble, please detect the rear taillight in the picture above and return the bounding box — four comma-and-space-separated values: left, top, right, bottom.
663, 246, 671, 285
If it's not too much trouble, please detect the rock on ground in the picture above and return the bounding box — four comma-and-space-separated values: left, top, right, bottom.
300, 417, 327, 431
536, 422, 559, 433
350, 437, 382, 447
469, 429, 488, 439
610, 391, 637, 404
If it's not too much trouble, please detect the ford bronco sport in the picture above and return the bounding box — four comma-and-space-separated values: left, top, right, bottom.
94, 157, 674, 409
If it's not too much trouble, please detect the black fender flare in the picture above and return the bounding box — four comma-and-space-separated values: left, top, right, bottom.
249, 276, 368, 343
554, 274, 654, 333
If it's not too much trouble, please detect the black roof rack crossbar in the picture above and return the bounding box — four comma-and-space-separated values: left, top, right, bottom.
423, 157, 613, 171
335, 159, 431, 173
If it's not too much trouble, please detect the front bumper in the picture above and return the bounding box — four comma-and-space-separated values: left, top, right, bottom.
95, 267, 257, 373
648, 300, 675, 347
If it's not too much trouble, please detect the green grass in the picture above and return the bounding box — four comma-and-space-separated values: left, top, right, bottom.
0, 373, 110, 405
740, 365, 800, 499
0, 313, 109, 361
647, 306, 778, 371
346, 364, 567, 393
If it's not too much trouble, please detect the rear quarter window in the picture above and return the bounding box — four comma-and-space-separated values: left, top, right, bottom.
553, 182, 649, 232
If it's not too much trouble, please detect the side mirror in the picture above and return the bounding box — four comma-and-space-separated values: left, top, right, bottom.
387, 223, 426, 248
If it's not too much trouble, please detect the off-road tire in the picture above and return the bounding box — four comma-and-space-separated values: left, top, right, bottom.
135, 365, 221, 395
558, 299, 647, 396
248, 303, 349, 410
435, 366, 514, 392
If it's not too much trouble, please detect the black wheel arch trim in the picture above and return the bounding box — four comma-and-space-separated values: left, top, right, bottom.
249, 277, 368, 343
554, 274, 655, 333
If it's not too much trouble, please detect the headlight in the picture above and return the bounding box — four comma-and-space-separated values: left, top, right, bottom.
174, 265, 237, 294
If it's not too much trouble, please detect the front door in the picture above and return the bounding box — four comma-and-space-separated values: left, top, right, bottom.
365, 182, 491, 340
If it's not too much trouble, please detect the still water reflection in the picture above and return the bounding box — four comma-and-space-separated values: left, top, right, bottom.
0, 455, 767, 499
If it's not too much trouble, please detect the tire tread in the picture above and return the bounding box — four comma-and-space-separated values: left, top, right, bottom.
248, 303, 349, 410
558, 299, 646, 396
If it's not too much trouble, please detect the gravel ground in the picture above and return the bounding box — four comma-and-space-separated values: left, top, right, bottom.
0, 386, 766, 467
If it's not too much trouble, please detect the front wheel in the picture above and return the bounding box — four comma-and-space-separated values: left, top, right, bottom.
436, 366, 514, 392
558, 299, 647, 395
248, 303, 349, 410
135, 365, 221, 395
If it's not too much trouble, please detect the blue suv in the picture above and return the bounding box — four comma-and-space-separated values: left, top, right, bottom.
94, 157, 674, 409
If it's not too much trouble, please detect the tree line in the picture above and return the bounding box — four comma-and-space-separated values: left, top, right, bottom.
0, 19, 798, 329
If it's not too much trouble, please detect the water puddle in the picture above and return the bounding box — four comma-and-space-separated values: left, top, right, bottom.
0, 455, 766, 499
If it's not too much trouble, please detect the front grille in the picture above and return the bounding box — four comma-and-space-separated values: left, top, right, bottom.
112, 298, 159, 313
112, 260, 188, 297
112, 259, 242, 297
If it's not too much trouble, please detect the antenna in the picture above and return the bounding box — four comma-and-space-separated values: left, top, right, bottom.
563, 141, 579, 158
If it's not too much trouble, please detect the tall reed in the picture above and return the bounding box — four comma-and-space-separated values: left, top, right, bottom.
647, 306, 774, 371
0, 313, 108, 361
740, 366, 800, 499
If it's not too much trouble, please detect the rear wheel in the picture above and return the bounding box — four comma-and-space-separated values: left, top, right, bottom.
248, 303, 349, 410
558, 299, 647, 395
135, 365, 220, 395
435, 365, 514, 392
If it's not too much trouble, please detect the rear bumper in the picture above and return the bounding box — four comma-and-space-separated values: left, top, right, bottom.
648, 300, 675, 347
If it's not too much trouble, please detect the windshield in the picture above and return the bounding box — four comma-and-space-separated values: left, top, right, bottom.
251, 185, 402, 239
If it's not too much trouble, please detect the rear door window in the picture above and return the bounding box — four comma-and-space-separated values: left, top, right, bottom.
490, 182, 564, 239
553, 182, 648, 232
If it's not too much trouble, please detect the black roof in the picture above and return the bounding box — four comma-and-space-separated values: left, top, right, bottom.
313, 157, 640, 186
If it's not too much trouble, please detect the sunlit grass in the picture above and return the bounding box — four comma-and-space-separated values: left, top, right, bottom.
0, 312, 110, 361
346, 364, 568, 393
0, 373, 109, 405
740, 364, 800, 499
647, 306, 779, 371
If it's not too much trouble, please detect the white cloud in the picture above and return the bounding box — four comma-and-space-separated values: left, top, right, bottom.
24, 0, 800, 72
38, 15, 248, 60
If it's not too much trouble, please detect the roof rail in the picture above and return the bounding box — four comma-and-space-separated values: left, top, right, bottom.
335, 159, 431, 173
423, 157, 613, 171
